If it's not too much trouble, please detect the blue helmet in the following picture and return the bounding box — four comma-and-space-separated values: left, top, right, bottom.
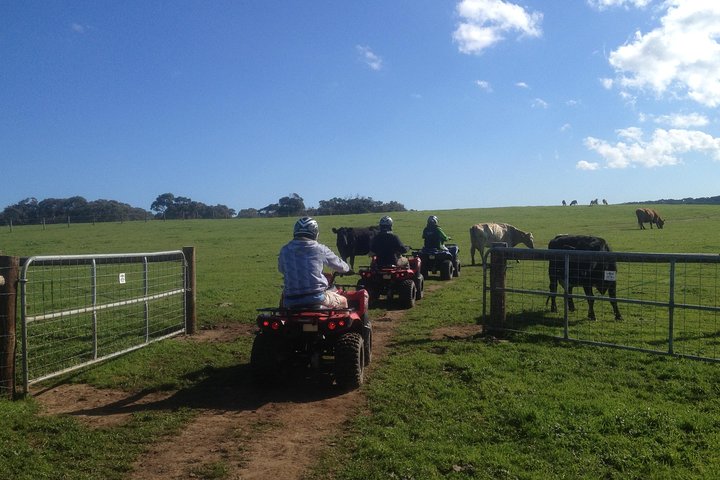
293, 216, 319, 240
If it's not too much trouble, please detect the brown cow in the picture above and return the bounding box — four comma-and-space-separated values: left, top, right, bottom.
469, 223, 534, 265
635, 208, 665, 229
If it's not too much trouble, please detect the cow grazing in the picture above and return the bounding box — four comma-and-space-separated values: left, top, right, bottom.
635, 208, 665, 229
469, 223, 534, 266
602, 199, 608, 205
562, 200, 567, 206
332, 226, 378, 268
547, 234, 622, 321
569, 200, 578, 206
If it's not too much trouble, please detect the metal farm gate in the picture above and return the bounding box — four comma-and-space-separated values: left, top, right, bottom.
18, 250, 194, 393
481, 245, 720, 362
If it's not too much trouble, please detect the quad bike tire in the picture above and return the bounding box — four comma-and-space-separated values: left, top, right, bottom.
362, 313, 372, 366
399, 279, 416, 309
250, 333, 282, 385
335, 332, 365, 389
357, 280, 379, 307
440, 259, 453, 281
414, 274, 424, 300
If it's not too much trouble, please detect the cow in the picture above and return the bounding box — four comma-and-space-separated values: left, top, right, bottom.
562, 200, 567, 206
569, 200, 578, 206
469, 223, 534, 266
547, 234, 622, 321
602, 199, 608, 205
635, 208, 665, 229
331, 226, 378, 268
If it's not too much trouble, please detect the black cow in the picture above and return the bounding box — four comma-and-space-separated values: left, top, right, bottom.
331, 226, 378, 269
547, 234, 622, 320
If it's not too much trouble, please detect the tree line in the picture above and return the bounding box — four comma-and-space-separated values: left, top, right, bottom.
237, 194, 406, 218
0, 197, 150, 225
1, 193, 406, 225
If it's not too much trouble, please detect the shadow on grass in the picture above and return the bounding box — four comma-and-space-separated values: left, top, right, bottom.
44, 361, 353, 419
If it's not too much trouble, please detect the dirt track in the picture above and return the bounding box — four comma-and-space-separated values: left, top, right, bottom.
35, 308, 409, 479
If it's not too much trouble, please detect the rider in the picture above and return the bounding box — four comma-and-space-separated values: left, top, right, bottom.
422, 215, 449, 251
369, 216, 408, 267
278, 216, 351, 308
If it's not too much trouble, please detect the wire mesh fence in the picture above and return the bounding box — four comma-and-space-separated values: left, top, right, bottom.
482, 246, 720, 362
19, 251, 188, 392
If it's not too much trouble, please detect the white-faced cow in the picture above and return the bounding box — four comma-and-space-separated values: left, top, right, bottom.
469, 223, 534, 266
332, 226, 378, 269
635, 208, 665, 229
547, 234, 622, 321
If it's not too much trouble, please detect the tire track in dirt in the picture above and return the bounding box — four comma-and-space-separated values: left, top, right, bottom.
35, 297, 419, 479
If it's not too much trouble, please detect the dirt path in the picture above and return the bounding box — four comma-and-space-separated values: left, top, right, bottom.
34, 304, 413, 480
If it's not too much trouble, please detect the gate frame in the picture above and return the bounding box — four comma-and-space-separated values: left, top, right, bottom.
482, 245, 720, 362
14, 247, 196, 395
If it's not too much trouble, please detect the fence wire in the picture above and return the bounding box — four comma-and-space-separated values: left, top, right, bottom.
20, 251, 187, 391
483, 247, 720, 362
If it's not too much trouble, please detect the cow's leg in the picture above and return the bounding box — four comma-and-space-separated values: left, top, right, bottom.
470, 245, 476, 265
581, 286, 596, 320
567, 286, 576, 313
548, 278, 558, 313
349, 256, 355, 270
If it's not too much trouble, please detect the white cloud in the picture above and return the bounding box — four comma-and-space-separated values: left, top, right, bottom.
608, 1, 720, 107
653, 113, 709, 128
588, 0, 651, 11
584, 127, 720, 168
560, 123, 572, 132
453, 0, 542, 55
71, 23, 88, 33
600, 78, 613, 89
531, 98, 548, 108
356, 45, 383, 71
515, 81, 529, 88
475, 80, 493, 91
577, 160, 600, 170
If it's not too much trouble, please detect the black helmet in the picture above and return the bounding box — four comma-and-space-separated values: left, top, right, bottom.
294, 216, 319, 240
379, 216, 393, 232
427, 215, 438, 226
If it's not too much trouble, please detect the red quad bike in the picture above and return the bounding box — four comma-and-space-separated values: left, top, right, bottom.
356, 253, 424, 309
250, 273, 371, 390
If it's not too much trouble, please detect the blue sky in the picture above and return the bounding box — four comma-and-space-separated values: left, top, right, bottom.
2, 0, 719, 212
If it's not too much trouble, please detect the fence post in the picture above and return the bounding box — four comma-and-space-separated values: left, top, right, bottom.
183, 246, 197, 335
0, 255, 19, 398
488, 243, 507, 334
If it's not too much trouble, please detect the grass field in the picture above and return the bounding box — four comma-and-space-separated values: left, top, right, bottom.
2, 203, 720, 479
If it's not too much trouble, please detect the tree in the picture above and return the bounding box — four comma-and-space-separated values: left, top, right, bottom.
151, 193, 175, 217
277, 193, 306, 217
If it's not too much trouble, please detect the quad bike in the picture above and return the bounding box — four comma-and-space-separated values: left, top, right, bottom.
251, 272, 371, 390
415, 244, 460, 281
356, 253, 424, 309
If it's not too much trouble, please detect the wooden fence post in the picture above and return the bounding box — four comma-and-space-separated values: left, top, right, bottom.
183, 246, 197, 335
0, 255, 19, 398
488, 243, 507, 334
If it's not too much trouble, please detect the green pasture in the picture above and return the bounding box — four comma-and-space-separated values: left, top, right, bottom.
1, 204, 720, 479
